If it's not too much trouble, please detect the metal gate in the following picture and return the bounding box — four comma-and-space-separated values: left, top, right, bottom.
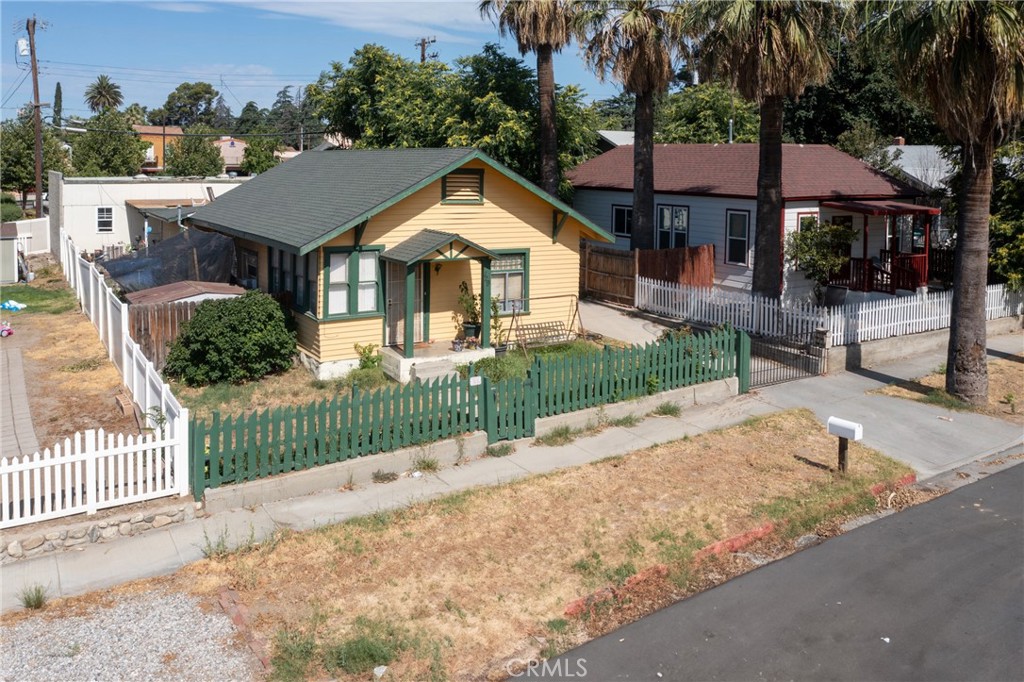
749, 336, 826, 388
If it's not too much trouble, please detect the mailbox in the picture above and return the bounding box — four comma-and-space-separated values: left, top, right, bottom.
827, 416, 863, 442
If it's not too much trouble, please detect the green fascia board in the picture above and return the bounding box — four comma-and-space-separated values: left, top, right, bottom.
381, 229, 499, 264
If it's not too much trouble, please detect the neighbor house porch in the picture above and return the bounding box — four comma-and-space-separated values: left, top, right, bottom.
822, 200, 941, 295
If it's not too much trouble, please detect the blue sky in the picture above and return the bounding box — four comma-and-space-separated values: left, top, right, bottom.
1, 1, 622, 124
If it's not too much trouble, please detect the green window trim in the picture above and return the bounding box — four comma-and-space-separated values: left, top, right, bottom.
490, 248, 529, 315
321, 245, 385, 321
441, 168, 484, 205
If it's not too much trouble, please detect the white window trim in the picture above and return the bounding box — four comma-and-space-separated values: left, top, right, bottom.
96, 206, 114, 233
657, 204, 689, 249
612, 205, 633, 237
725, 210, 750, 266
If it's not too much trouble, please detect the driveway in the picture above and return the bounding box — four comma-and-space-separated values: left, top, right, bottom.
0, 346, 39, 458
578, 299, 670, 345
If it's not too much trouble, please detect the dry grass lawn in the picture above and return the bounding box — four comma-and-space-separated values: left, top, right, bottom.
877, 351, 1024, 426
160, 408, 910, 681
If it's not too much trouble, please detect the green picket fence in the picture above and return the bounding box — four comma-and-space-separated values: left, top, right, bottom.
190, 328, 746, 499
190, 374, 481, 497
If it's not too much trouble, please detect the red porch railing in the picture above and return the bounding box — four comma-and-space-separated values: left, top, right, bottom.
832, 252, 927, 294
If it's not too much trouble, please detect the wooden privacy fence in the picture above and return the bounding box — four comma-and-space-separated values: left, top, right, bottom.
129, 301, 199, 370
581, 243, 714, 305
191, 328, 744, 500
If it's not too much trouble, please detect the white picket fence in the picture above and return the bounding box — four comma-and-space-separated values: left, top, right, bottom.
636, 277, 1024, 347
0, 230, 190, 529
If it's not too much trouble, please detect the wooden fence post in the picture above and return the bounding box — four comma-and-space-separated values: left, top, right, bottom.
481, 376, 499, 444
736, 330, 751, 394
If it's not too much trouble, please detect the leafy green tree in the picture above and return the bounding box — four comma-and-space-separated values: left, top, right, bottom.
588, 91, 635, 130
555, 84, 601, 197
866, 0, 1024, 405
786, 219, 860, 304
240, 132, 280, 175
71, 110, 148, 177
52, 82, 62, 128
159, 82, 219, 127
234, 102, 264, 136
163, 291, 296, 386
480, 0, 577, 195
84, 74, 123, 113
988, 141, 1024, 291
835, 119, 904, 174
659, 82, 759, 143
579, 0, 684, 250
164, 125, 223, 176
685, 0, 848, 298
123, 103, 148, 126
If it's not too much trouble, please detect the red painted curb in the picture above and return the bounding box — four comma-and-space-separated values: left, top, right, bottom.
695, 522, 775, 560
870, 472, 917, 496
218, 587, 272, 670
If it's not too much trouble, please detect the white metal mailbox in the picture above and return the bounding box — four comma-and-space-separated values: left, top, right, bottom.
827, 416, 863, 441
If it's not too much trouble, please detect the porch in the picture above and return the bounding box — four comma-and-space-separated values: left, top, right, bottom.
822, 200, 941, 295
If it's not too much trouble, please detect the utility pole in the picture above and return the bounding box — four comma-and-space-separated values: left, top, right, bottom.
27, 16, 44, 218
414, 36, 437, 64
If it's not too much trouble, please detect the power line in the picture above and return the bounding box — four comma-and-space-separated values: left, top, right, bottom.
53, 122, 329, 138
0, 69, 31, 107
38, 58, 321, 81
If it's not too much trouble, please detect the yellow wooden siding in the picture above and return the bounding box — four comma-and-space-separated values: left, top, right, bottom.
293, 311, 320, 359
320, 160, 584, 349
318, 316, 385, 361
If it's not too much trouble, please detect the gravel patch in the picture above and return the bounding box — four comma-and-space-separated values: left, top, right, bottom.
0, 590, 262, 681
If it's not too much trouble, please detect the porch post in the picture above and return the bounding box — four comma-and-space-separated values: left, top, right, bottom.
862, 214, 870, 291
403, 263, 416, 358
480, 258, 492, 348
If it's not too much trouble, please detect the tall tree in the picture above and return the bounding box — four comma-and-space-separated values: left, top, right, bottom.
159, 82, 219, 127
659, 82, 759, 143
240, 129, 280, 176
52, 82, 62, 128
578, 0, 683, 250
84, 74, 123, 113
0, 117, 71, 207
479, 0, 575, 195
70, 110, 148, 177
234, 101, 267, 136
589, 91, 636, 130
211, 95, 235, 132
684, 0, 847, 298
164, 126, 223, 177
865, 1, 1024, 404
123, 103, 148, 126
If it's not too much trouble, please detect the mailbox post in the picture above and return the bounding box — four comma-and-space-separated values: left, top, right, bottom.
826, 417, 863, 473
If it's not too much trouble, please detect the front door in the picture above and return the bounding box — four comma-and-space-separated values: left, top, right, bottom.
386, 262, 424, 347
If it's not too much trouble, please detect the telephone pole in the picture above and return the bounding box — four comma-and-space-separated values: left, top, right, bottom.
27, 16, 44, 218
414, 36, 437, 64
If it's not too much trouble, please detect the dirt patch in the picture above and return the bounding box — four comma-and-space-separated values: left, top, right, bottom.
2, 255, 139, 449
876, 352, 1024, 426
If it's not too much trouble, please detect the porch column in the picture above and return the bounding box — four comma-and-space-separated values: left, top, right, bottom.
480, 258, 491, 348
403, 263, 416, 358
862, 214, 870, 291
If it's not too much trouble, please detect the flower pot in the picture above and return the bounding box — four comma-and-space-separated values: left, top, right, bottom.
493, 343, 508, 356
462, 322, 481, 339
452, 339, 464, 352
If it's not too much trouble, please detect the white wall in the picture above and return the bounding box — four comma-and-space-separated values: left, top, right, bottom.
55, 174, 245, 253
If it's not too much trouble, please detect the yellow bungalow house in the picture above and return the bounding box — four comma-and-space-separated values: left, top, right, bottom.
188, 147, 613, 381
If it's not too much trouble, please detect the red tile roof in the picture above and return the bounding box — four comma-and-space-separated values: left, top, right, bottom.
568, 144, 922, 200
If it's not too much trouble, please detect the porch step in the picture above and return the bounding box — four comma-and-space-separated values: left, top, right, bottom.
411, 359, 459, 384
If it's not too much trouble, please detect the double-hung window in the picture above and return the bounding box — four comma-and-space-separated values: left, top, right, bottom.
325, 249, 381, 318
612, 205, 633, 238
725, 210, 750, 265
491, 252, 528, 314
96, 207, 113, 233
657, 205, 688, 249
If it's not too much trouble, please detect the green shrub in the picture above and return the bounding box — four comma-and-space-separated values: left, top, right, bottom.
163, 291, 296, 387
354, 342, 382, 369
1, 193, 23, 222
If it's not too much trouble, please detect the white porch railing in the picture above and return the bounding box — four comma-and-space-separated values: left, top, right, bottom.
0, 230, 190, 529
636, 277, 1024, 347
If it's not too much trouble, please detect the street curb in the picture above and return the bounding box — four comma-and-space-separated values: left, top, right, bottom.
870, 473, 917, 496
695, 522, 776, 561
218, 587, 271, 671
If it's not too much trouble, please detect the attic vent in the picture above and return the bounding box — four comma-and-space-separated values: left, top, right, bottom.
442, 169, 484, 204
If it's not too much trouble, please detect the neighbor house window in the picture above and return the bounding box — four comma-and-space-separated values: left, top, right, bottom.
725, 210, 749, 265
442, 169, 484, 204
612, 205, 633, 237
96, 207, 113, 233
490, 251, 529, 314
657, 205, 688, 249
324, 248, 382, 318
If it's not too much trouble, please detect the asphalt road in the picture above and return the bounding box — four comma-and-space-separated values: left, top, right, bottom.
542, 464, 1024, 681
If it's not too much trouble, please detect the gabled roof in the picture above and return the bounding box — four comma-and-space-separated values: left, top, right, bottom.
381, 229, 497, 264
568, 144, 923, 201
189, 147, 612, 254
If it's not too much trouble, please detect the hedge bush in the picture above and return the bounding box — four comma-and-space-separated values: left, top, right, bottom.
1, 193, 23, 222
164, 290, 296, 386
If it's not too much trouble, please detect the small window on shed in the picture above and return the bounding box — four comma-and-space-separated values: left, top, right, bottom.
442, 169, 484, 204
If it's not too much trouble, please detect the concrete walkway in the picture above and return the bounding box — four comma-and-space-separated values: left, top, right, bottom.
0, 347, 39, 458
578, 299, 669, 344
1, 332, 1021, 612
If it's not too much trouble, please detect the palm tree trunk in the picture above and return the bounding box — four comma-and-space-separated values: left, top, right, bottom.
536, 44, 560, 197
946, 138, 992, 405
753, 94, 784, 299
631, 89, 656, 251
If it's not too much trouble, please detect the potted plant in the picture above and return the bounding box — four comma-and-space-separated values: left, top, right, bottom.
457, 280, 482, 338
490, 296, 508, 355
451, 311, 465, 351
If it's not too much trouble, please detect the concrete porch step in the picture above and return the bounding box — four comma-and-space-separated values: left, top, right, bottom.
411, 359, 460, 384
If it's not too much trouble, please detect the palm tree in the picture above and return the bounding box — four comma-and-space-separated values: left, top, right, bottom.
865, 1, 1024, 405
578, 0, 682, 250
479, 0, 575, 196
684, 0, 847, 298
84, 75, 123, 113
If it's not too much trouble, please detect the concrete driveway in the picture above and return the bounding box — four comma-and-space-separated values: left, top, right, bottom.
0, 347, 39, 458
578, 299, 670, 345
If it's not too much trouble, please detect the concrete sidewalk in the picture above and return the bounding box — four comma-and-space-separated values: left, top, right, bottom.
0, 348, 40, 458
2, 332, 1021, 612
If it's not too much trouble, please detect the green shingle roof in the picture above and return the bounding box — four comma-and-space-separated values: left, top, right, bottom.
188, 147, 613, 254
381, 229, 497, 264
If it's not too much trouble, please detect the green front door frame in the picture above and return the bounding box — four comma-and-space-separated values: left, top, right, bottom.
403, 263, 417, 358
480, 257, 491, 348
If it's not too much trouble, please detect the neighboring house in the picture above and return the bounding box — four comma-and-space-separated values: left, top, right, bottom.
132, 124, 185, 174
884, 143, 954, 195
569, 143, 939, 300
188, 147, 613, 380
596, 130, 635, 153
47, 171, 246, 254
212, 136, 247, 174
